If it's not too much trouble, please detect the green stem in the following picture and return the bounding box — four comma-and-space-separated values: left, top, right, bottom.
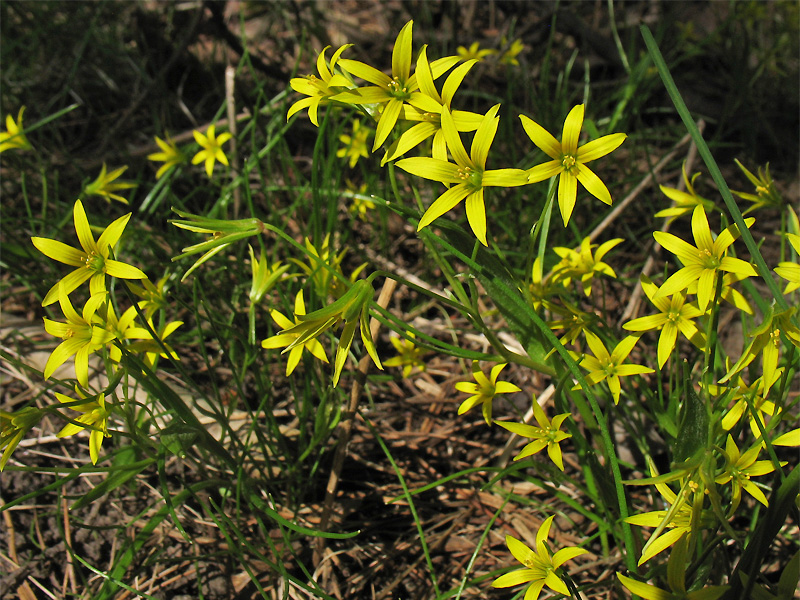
640, 24, 788, 313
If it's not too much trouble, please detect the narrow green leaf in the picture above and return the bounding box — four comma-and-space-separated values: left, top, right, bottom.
673, 386, 709, 463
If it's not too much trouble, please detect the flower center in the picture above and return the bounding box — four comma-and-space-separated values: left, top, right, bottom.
698, 248, 720, 269
83, 250, 105, 272
388, 77, 410, 100
457, 166, 483, 189
561, 154, 577, 172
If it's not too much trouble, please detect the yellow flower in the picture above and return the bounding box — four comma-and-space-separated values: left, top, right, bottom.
655, 162, 717, 222
337, 119, 372, 168
191, 124, 232, 177
622, 275, 706, 369
492, 515, 587, 599
126, 319, 183, 369
383, 334, 426, 378
498, 37, 525, 66
710, 368, 780, 435
347, 182, 376, 221
56, 391, 111, 465
262, 290, 329, 376
496, 398, 572, 470
654, 206, 757, 313
456, 42, 496, 62
547, 301, 598, 346
720, 307, 800, 398
96, 301, 139, 363
0, 407, 41, 471
455, 362, 521, 426
32, 199, 146, 306
127, 276, 169, 318
775, 232, 800, 293
0, 106, 33, 153
290, 234, 364, 300
732, 159, 783, 213
715, 435, 780, 513
147, 135, 187, 179
335, 21, 457, 150
625, 478, 711, 565
248, 246, 290, 305
618, 537, 729, 599
288, 44, 353, 126
265, 280, 381, 387
551, 236, 623, 296
528, 256, 563, 312
522, 105, 627, 226
573, 331, 653, 405
82, 163, 136, 204
396, 104, 529, 246
383, 47, 482, 164
42, 287, 115, 388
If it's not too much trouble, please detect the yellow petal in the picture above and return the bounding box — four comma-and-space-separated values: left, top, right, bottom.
519, 114, 561, 160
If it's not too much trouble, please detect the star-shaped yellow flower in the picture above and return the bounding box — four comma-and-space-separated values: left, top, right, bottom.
654, 206, 757, 313
335, 21, 457, 151
191, 124, 232, 177
43, 286, 115, 388
56, 391, 111, 465
383, 334, 426, 378
288, 44, 353, 126
551, 237, 623, 296
492, 515, 587, 600
522, 104, 626, 226
455, 362, 521, 425
623, 275, 706, 369
0, 106, 33, 153
82, 163, 136, 204
264, 280, 381, 387
147, 135, 187, 179
395, 104, 528, 245
496, 398, 572, 471
32, 199, 146, 306
715, 434, 780, 513
625, 478, 712, 566
262, 290, 329, 376
337, 119, 372, 168
456, 42, 496, 62
382, 47, 482, 164
573, 331, 653, 404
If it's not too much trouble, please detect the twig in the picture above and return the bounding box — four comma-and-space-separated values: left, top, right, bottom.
225, 64, 241, 218
61, 496, 77, 597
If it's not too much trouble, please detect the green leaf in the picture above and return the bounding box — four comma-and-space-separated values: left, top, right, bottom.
434, 224, 553, 375
673, 386, 708, 463
71, 448, 154, 510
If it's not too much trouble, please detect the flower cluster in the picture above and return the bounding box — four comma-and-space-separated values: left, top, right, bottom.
14, 200, 184, 466
287, 20, 627, 247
